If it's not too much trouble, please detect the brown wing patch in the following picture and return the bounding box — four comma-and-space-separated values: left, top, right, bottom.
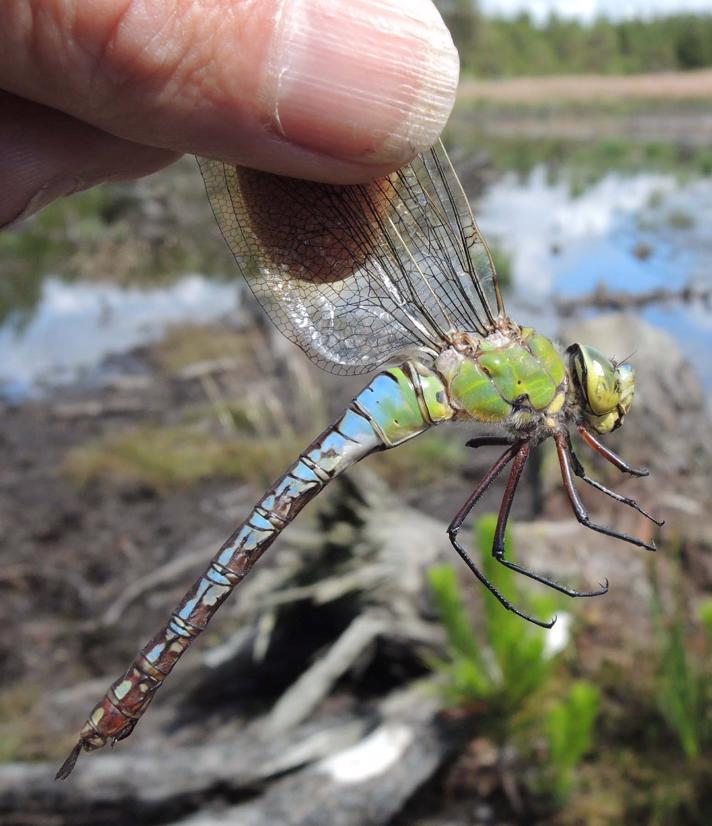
235, 167, 393, 285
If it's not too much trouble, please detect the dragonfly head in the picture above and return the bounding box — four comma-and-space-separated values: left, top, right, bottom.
567, 344, 636, 434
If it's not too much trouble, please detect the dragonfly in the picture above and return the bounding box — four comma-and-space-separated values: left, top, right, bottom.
57, 141, 662, 779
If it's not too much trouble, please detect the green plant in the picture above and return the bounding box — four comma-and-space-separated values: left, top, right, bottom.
427, 514, 560, 721
544, 680, 600, 802
667, 209, 695, 230
651, 565, 712, 761
427, 517, 609, 814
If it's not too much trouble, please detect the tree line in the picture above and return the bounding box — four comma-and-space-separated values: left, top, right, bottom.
439, 5, 712, 76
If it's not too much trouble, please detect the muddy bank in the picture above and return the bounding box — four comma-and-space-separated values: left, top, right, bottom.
459, 69, 712, 103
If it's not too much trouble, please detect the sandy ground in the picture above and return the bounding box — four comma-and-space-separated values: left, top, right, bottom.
459, 68, 712, 102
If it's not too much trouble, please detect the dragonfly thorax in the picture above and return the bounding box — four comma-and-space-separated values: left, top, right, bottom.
434, 326, 569, 436
445, 322, 518, 355
566, 344, 636, 434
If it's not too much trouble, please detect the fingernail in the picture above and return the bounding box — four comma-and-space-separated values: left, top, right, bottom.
264, 0, 459, 165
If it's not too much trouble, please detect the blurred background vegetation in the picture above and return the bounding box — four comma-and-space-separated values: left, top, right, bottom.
440, 1, 712, 75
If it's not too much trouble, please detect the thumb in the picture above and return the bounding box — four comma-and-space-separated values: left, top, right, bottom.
1, 0, 458, 185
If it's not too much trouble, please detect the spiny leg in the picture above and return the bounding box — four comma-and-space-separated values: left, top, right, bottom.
577, 425, 649, 477
449, 443, 518, 536
567, 435, 664, 527
555, 433, 656, 551
492, 442, 608, 599
448, 442, 556, 629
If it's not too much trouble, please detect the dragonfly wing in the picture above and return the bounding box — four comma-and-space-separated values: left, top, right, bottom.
198, 143, 505, 375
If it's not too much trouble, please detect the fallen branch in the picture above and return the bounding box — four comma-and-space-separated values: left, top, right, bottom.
556, 282, 712, 317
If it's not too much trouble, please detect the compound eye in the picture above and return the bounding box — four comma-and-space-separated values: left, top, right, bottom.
586, 351, 620, 415
570, 344, 621, 415
616, 363, 636, 417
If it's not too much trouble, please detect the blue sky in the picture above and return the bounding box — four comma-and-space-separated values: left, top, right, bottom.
481, 0, 712, 21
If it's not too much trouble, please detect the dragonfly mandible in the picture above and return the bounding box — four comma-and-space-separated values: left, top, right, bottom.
57, 142, 662, 779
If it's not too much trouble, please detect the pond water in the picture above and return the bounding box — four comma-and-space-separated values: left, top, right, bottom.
0, 275, 237, 400
1, 136, 710, 399
477, 167, 712, 387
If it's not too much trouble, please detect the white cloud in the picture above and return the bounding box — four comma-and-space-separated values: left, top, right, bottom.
481, 0, 712, 22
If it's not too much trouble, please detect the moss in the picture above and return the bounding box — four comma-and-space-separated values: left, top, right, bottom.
65, 423, 300, 492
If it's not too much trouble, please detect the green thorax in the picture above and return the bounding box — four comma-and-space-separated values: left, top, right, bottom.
435, 326, 567, 424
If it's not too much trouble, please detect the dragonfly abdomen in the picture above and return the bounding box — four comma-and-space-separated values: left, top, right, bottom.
58, 362, 448, 777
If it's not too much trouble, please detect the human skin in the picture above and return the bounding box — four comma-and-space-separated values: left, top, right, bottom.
0, 0, 459, 227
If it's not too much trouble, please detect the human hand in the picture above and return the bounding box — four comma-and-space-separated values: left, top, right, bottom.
1, 0, 459, 228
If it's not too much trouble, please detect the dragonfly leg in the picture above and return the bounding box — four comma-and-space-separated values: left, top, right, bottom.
555, 433, 656, 551
449, 444, 519, 536
492, 442, 609, 599
466, 436, 515, 450
567, 435, 664, 527
447, 442, 557, 629
577, 425, 649, 477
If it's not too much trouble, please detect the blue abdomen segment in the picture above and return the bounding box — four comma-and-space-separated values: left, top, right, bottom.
354, 363, 453, 447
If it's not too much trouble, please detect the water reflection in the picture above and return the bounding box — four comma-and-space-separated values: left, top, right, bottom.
477, 167, 712, 387
1, 153, 710, 398
0, 276, 238, 399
